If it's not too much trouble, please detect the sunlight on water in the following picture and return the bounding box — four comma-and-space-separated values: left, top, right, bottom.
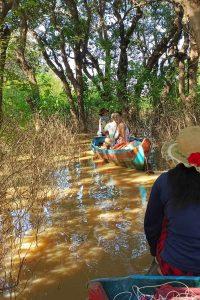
0, 147, 160, 300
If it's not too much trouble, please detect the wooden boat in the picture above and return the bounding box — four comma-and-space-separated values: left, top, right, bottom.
88, 274, 200, 300
91, 136, 151, 170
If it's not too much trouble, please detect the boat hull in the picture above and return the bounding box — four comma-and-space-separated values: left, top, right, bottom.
91, 137, 151, 170
88, 274, 200, 300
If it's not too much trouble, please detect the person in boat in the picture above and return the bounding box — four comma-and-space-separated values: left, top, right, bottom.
111, 112, 130, 149
102, 113, 119, 148
144, 126, 200, 276
97, 108, 109, 136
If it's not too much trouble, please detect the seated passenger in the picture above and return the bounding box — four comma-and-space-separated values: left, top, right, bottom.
104, 113, 118, 138
102, 113, 118, 148
144, 126, 200, 276
97, 108, 109, 136
111, 113, 130, 149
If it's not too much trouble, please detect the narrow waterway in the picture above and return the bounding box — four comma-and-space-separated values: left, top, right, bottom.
0, 147, 162, 300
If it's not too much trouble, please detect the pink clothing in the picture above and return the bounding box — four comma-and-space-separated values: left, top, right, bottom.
115, 125, 130, 144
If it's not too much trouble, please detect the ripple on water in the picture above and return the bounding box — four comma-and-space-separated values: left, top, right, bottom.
115, 220, 132, 232
131, 233, 148, 258
89, 184, 122, 201
53, 167, 71, 190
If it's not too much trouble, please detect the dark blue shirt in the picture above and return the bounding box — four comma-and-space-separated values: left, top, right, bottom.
144, 172, 200, 273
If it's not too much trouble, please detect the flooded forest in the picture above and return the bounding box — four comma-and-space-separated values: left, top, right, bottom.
0, 0, 200, 299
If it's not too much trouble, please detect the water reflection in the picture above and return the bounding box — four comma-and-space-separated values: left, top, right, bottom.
139, 186, 147, 206
131, 233, 148, 258
54, 167, 71, 190
1, 150, 160, 300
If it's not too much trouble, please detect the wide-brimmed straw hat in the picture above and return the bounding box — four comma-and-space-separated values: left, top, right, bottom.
161, 126, 200, 172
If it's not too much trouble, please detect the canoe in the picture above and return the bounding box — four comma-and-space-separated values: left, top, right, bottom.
91, 137, 151, 170
88, 274, 200, 300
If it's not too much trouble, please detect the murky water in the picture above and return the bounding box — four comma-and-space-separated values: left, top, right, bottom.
0, 148, 161, 300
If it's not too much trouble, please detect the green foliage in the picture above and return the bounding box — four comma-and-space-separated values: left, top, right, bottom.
37, 71, 69, 116
3, 81, 32, 126
1, 0, 200, 129
3, 70, 70, 126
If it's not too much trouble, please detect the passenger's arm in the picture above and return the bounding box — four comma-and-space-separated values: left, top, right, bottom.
97, 117, 102, 135
144, 176, 165, 256
118, 123, 126, 142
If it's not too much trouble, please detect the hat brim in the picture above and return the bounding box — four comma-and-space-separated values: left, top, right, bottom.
161, 141, 190, 167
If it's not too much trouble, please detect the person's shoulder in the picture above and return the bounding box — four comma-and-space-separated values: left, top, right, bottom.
158, 171, 168, 180
154, 171, 168, 187
118, 122, 125, 128
105, 122, 112, 128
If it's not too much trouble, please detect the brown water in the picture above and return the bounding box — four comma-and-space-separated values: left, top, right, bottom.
0, 150, 161, 300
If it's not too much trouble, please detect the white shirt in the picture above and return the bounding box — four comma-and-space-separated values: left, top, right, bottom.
97, 116, 109, 136
104, 121, 118, 138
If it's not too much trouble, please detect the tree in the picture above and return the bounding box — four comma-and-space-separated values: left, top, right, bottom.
0, 0, 20, 124
113, 0, 143, 106
15, 13, 40, 113
83, 0, 114, 103
29, 0, 92, 131
132, 2, 179, 103
174, 0, 200, 54
84, 0, 145, 109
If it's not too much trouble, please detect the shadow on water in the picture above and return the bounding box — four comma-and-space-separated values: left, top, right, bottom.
0, 148, 164, 300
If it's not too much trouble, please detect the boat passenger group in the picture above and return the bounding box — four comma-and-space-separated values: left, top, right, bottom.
98, 109, 200, 277
97, 108, 131, 150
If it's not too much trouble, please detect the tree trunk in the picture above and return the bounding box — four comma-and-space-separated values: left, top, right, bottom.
178, 0, 200, 54
74, 48, 87, 132
177, 54, 186, 101
0, 26, 11, 125
62, 82, 79, 127
117, 41, 128, 105
188, 35, 199, 99
114, 4, 142, 108
16, 15, 40, 113
16, 51, 40, 112
184, 34, 199, 125
152, 81, 172, 138
98, 1, 113, 103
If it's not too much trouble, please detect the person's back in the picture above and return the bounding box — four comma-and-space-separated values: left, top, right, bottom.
97, 108, 109, 136
117, 122, 130, 143
111, 113, 130, 144
104, 121, 117, 139
145, 166, 200, 273
144, 126, 200, 275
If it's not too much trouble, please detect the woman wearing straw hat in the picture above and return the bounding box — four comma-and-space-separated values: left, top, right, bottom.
144, 126, 200, 276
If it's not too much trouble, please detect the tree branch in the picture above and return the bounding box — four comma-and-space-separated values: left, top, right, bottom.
146, 4, 183, 70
